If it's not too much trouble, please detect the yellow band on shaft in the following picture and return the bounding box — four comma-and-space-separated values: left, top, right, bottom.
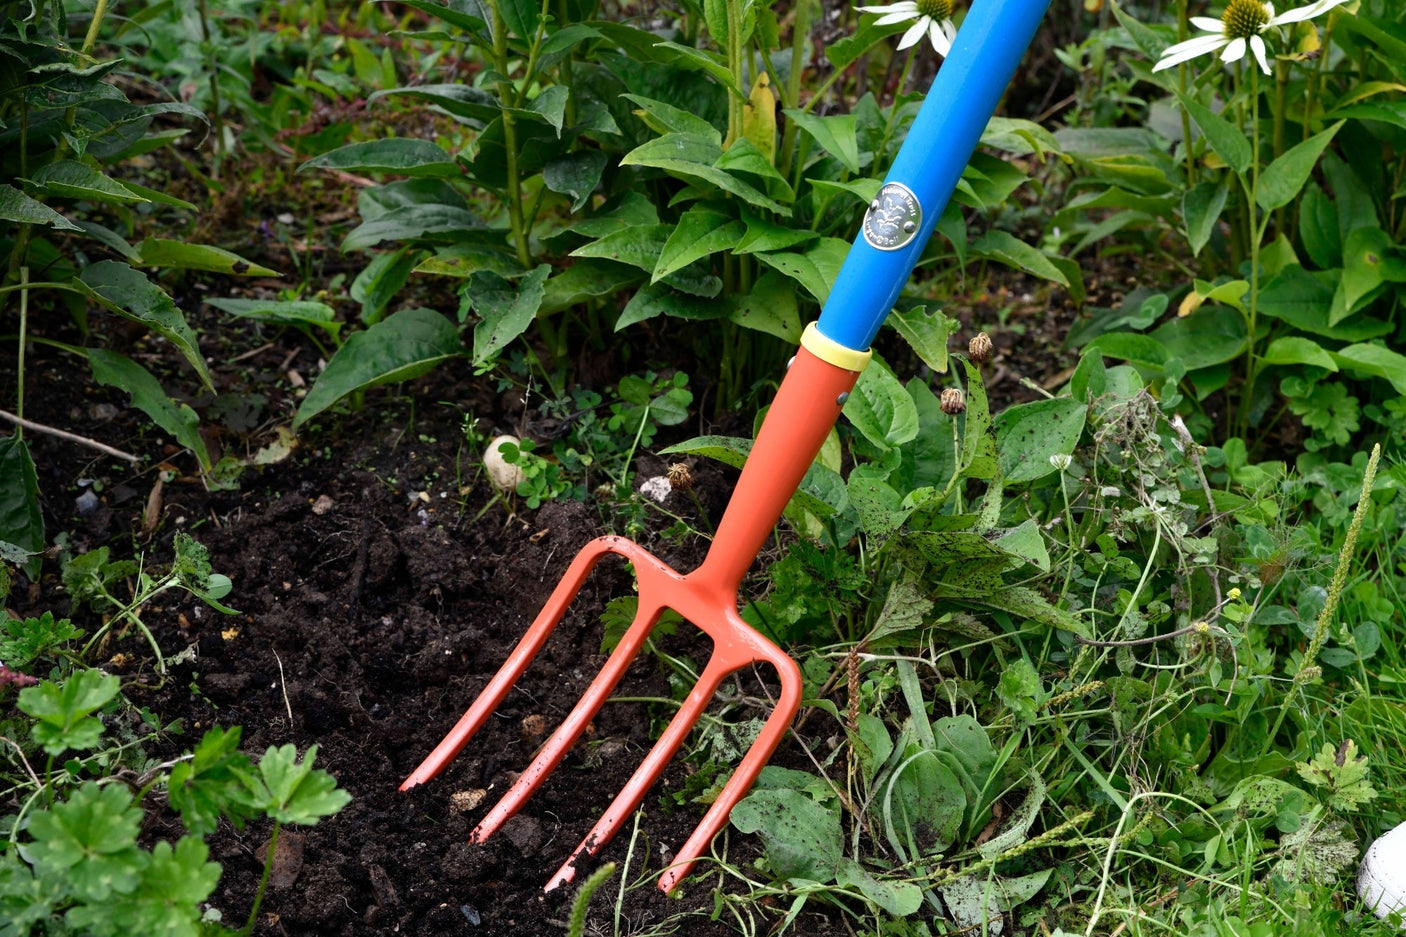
800, 322, 872, 373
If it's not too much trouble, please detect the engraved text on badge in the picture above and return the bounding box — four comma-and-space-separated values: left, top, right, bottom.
862, 182, 922, 251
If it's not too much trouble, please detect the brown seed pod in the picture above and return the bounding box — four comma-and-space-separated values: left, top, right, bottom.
968, 331, 993, 364
940, 387, 967, 415
667, 462, 694, 492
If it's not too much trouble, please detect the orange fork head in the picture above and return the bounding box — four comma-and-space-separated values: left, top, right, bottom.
402, 336, 866, 892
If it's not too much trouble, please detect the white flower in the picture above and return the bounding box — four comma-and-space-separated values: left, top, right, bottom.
1049, 453, 1073, 472
858, 0, 959, 57
1153, 0, 1351, 74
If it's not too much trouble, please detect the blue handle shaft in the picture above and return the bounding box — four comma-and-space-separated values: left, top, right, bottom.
814, 0, 1053, 352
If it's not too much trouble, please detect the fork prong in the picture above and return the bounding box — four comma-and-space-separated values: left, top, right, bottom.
470, 593, 666, 842
544, 655, 732, 891
400, 536, 624, 791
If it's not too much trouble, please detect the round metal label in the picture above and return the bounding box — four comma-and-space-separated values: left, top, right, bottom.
862, 182, 922, 251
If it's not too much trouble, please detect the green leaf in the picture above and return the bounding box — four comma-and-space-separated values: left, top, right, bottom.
1298, 181, 1341, 268
540, 259, 642, 315
866, 574, 935, 646
301, 139, 458, 178
1259, 265, 1392, 340
649, 41, 745, 98
1257, 123, 1343, 212
1295, 740, 1378, 811
753, 238, 850, 303
843, 358, 919, 449
294, 307, 464, 428
889, 306, 955, 375
847, 457, 909, 545
369, 84, 499, 125
0, 612, 82, 670
572, 224, 671, 271
0, 436, 43, 580
26, 783, 144, 902
206, 298, 341, 341
617, 282, 726, 329
1176, 94, 1251, 175
653, 208, 744, 282
1335, 226, 1406, 321
1260, 336, 1338, 371
75, 261, 212, 390
734, 212, 817, 254
109, 837, 221, 934
1331, 343, 1406, 395
135, 238, 277, 276
993, 397, 1087, 484
342, 205, 486, 251
18, 669, 121, 756
783, 110, 860, 173
997, 657, 1044, 722
0, 183, 81, 230
1182, 176, 1229, 256
1111, 0, 1167, 58
168, 727, 258, 836
994, 518, 1051, 572
373, 0, 487, 32
620, 133, 787, 214
463, 263, 545, 365
971, 230, 1069, 287
882, 750, 965, 860
543, 149, 608, 212
86, 349, 211, 470
729, 270, 802, 342
730, 787, 841, 883
621, 93, 720, 140
1150, 304, 1248, 370
248, 744, 351, 825
30, 161, 147, 205
836, 859, 923, 917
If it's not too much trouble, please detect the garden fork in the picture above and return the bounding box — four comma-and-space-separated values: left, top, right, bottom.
402, 0, 1053, 893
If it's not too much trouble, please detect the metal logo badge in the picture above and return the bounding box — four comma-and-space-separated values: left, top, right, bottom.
862, 182, 922, 251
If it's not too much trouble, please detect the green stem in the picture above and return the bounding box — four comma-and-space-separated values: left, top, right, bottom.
81, 0, 111, 54
487, 0, 532, 269
198, 0, 225, 174
1241, 66, 1262, 436
724, 0, 745, 146
775, 0, 812, 173
1175, 0, 1195, 187
241, 820, 281, 936
16, 267, 27, 432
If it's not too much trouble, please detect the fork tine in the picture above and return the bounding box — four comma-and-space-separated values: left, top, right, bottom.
543, 654, 732, 891
400, 536, 625, 791
469, 592, 667, 842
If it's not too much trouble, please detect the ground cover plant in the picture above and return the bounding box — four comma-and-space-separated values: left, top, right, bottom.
0, 0, 1403, 934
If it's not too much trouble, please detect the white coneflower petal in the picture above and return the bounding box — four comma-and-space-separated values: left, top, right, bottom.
1152, 34, 1231, 70
930, 18, 954, 55
1220, 35, 1248, 62
1189, 15, 1225, 29
897, 17, 929, 49
1249, 34, 1271, 72
1271, 0, 1349, 24
873, 9, 920, 24
858, 0, 918, 10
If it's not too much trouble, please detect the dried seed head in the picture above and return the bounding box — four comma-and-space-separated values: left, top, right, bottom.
667, 462, 694, 492
940, 387, 966, 415
968, 332, 993, 364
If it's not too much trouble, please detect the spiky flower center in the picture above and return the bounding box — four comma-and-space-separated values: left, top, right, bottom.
916, 0, 953, 20
1221, 0, 1269, 38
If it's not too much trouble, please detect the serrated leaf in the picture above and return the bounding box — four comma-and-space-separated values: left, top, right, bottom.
889, 306, 955, 374
294, 307, 463, 428
1295, 739, 1378, 811
0, 183, 81, 230
843, 357, 919, 449
26, 782, 144, 902
168, 726, 258, 836
249, 744, 351, 825
75, 262, 212, 391
86, 349, 211, 470
18, 669, 121, 756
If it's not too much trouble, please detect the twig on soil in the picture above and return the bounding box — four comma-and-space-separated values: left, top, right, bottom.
272, 649, 294, 725
229, 341, 277, 364
0, 736, 42, 790
0, 408, 140, 463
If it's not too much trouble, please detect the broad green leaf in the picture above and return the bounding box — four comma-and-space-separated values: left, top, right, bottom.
889, 306, 955, 374
294, 307, 464, 427
715, 138, 793, 199
866, 574, 934, 646
734, 213, 818, 254
26, 783, 144, 901
300, 139, 458, 177
1260, 337, 1338, 371
96, 837, 221, 934
1150, 303, 1248, 370
0, 183, 81, 230
994, 518, 1051, 572
342, 205, 486, 251
30, 160, 147, 205
373, 0, 487, 32
883, 750, 965, 860
993, 397, 1087, 484
18, 669, 122, 756
617, 282, 726, 329
1259, 265, 1392, 340
650, 42, 744, 98
657, 434, 845, 519
520, 84, 569, 136
1257, 123, 1343, 212
980, 117, 1063, 159
836, 858, 923, 917
848, 456, 909, 544
87, 349, 211, 470
1111, 0, 1167, 57
75, 261, 212, 390
0, 436, 43, 580
971, 231, 1069, 287
621, 133, 787, 214
731, 787, 842, 883
729, 270, 802, 342
248, 744, 351, 826
572, 224, 671, 271
539, 259, 642, 314
843, 357, 919, 449
543, 149, 608, 212
940, 869, 1053, 928
1182, 176, 1229, 256
206, 298, 341, 340
1176, 94, 1251, 174
1298, 181, 1341, 268
1331, 343, 1406, 395
753, 238, 850, 303
136, 238, 277, 276
369, 84, 499, 125
621, 93, 721, 140
351, 247, 420, 325
653, 208, 743, 282
783, 109, 860, 173
1085, 332, 1172, 370
415, 243, 525, 280
1334, 226, 1406, 322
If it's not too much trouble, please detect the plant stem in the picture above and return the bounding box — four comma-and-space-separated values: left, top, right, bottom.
15, 267, 27, 434
724, 0, 745, 147
242, 820, 281, 936
1239, 66, 1262, 438
81, 0, 111, 54
776, 0, 813, 173
487, 0, 532, 269
1175, 0, 1195, 187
